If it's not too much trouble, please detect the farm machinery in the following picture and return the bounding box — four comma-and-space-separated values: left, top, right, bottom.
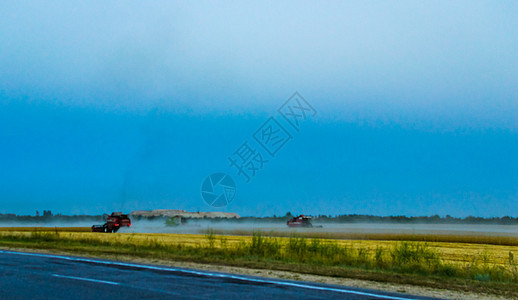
91, 212, 131, 233
287, 215, 313, 228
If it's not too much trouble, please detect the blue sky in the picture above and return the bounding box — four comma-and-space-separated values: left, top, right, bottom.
1, 1, 517, 216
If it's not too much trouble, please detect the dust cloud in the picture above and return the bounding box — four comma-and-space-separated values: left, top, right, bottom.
117, 219, 518, 237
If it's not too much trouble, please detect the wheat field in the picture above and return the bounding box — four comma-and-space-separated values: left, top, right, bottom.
1, 229, 516, 268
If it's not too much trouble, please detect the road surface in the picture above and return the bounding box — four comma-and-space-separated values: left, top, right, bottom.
0, 250, 440, 300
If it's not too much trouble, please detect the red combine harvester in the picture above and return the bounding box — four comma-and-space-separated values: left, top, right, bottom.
92, 212, 131, 233
287, 215, 313, 228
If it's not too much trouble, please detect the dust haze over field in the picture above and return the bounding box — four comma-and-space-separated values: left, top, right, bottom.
117, 219, 518, 238
2, 218, 517, 237
1, 216, 517, 238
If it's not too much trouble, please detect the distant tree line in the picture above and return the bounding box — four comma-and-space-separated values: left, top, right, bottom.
239, 213, 518, 225
1, 212, 517, 225
311, 214, 518, 225
0, 212, 104, 223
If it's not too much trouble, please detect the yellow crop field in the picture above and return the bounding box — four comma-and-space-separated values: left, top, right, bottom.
1, 230, 516, 268
211, 229, 518, 246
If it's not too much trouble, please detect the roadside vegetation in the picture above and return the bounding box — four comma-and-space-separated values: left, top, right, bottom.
0, 230, 517, 297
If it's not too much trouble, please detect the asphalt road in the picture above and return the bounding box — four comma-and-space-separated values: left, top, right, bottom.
0, 250, 440, 300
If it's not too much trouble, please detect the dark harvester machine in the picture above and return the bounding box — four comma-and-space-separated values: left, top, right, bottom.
287, 215, 313, 228
92, 212, 131, 233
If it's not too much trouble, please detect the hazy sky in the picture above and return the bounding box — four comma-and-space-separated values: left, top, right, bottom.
1, 1, 517, 216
